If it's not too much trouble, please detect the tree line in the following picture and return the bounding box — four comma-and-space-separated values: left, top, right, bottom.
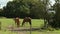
0, 0, 47, 19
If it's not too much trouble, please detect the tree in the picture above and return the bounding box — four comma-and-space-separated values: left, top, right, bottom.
2, 0, 49, 18
41, 0, 50, 28
52, 0, 60, 28
3, 0, 30, 18
0, 9, 3, 17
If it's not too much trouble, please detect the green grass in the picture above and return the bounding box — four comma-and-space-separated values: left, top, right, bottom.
0, 18, 44, 28
0, 18, 60, 34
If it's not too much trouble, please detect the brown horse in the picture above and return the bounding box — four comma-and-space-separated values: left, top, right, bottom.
22, 17, 31, 26
14, 17, 20, 27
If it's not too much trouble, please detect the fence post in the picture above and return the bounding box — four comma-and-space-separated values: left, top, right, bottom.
30, 25, 32, 34
0, 22, 1, 30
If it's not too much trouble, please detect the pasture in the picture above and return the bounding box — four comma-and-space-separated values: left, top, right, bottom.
0, 18, 60, 34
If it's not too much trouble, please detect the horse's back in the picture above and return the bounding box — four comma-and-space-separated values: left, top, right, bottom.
23, 17, 31, 22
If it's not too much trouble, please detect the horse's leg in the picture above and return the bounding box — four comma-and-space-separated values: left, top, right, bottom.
17, 23, 20, 27
22, 21, 25, 26
29, 21, 31, 26
29, 21, 32, 34
16, 21, 20, 27
15, 21, 16, 24
15, 20, 17, 25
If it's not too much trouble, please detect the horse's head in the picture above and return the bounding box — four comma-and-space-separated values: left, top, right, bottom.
22, 17, 31, 26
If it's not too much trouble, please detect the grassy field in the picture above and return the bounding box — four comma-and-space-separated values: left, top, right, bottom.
0, 18, 60, 34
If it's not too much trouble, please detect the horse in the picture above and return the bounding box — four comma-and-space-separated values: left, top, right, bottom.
14, 17, 20, 27
22, 17, 31, 26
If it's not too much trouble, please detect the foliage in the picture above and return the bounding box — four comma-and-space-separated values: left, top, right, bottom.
1, 0, 49, 19
51, 0, 60, 28
0, 9, 3, 17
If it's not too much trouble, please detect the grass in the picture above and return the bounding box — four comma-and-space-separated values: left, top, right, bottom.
0, 18, 44, 28
0, 18, 60, 34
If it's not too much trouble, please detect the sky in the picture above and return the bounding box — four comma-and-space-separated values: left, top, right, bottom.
0, 0, 55, 9
50, 0, 55, 6
0, 0, 13, 8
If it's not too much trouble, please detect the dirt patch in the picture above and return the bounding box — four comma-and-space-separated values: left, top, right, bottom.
7, 26, 41, 34
8, 26, 41, 31
17, 31, 26, 34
